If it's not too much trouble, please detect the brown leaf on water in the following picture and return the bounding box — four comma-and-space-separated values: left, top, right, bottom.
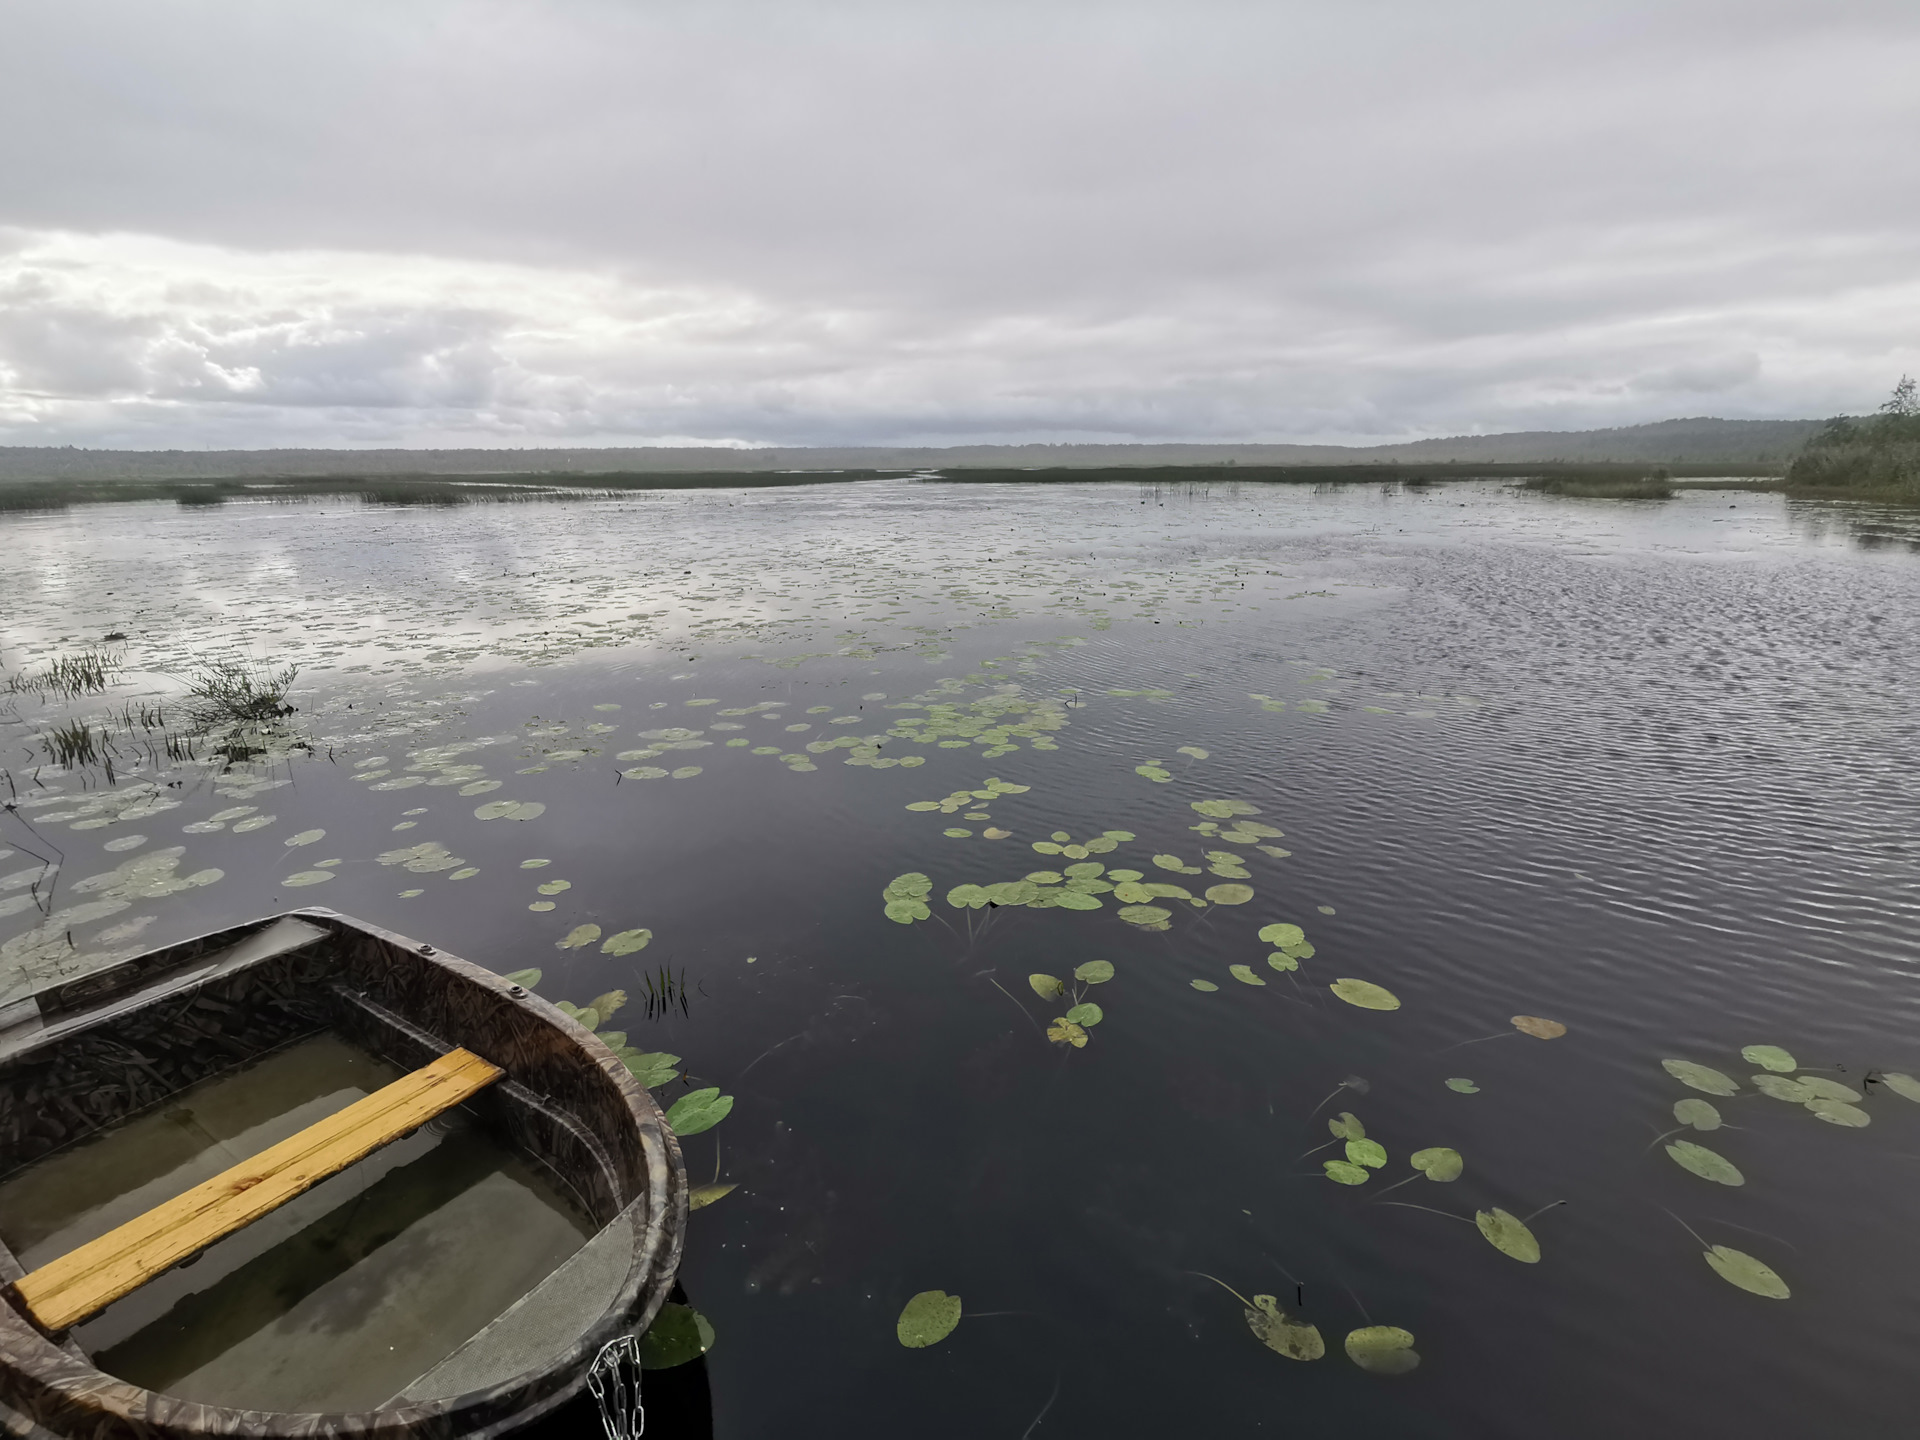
1511, 1015, 1567, 1039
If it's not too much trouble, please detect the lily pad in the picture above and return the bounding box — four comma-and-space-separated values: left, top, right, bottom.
556, 924, 602, 950
1476, 1208, 1541, 1263
1796, 1076, 1862, 1104
1673, 1098, 1722, 1130
602, 928, 654, 956
1806, 1097, 1870, 1127
1258, 923, 1305, 948
1048, 1017, 1090, 1048
1267, 953, 1299, 973
638, 1303, 714, 1369
1029, 973, 1066, 1000
1662, 1060, 1740, 1096
281, 870, 335, 887
1065, 1002, 1104, 1027
1345, 1138, 1387, 1169
666, 1088, 734, 1137
1324, 1160, 1370, 1185
1190, 979, 1219, 992
1330, 978, 1400, 1011
688, 1182, 738, 1212
1704, 1245, 1790, 1299
1205, 884, 1255, 905
1511, 1015, 1567, 1039
1665, 1140, 1744, 1186
1742, 1044, 1797, 1073
1118, 904, 1173, 927
1228, 963, 1266, 986
1245, 1295, 1324, 1360
1445, 1078, 1479, 1094
1074, 960, 1115, 984
285, 829, 325, 847
502, 967, 543, 989
1879, 1072, 1920, 1103
1752, 1074, 1813, 1102
1328, 1111, 1366, 1140
1054, 891, 1103, 911
1345, 1325, 1419, 1375
624, 1051, 680, 1087
897, 1290, 962, 1348
1409, 1147, 1463, 1181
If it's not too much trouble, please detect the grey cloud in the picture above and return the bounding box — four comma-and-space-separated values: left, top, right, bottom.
1, 0, 1917, 446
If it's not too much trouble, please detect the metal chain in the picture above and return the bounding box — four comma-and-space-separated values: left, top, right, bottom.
586, 1333, 645, 1440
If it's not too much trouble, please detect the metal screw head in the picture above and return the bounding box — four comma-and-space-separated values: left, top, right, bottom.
418, 943, 436, 956
508, 984, 528, 998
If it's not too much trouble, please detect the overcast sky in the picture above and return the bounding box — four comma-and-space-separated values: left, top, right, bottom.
1, 0, 1916, 449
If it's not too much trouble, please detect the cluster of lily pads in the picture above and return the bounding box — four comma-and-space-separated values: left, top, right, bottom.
1196, 1274, 1420, 1374
1654, 1042, 1920, 1299
1027, 960, 1114, 1048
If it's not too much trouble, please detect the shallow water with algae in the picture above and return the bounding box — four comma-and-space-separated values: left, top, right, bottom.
3, 478, 1919, 1436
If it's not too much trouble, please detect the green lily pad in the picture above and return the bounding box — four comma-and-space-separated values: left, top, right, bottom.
1742, 1044, 1797, 1073
556, 924, 602, 950
1751, 1074, 1813, 1102
285, 829, 325, 847
1074, 960, 1115, 984
1029, 973, 1066, 999
1228, 963, 1265, 986
1245, 1295, 1324, 1361
282, 870, 335, 887
536, 879, 571, 895
1190, 979, 1219, 991
1704, 1245, 1790, 1299
1047, 1017, 1089, 1048
1330, 978, 1400, 1011
1258, 923, 1305, 948
897, 1290, 962, 1348
1055, 890, 1103, 911
1797, 1076, 1862, 1104
1410, 1147, 1463, 1181
689, 1182, 738, 1212
1806, 1097, 1870, 1126
1065, 1002, 1103, 1027
1323, 1160, 1370, 1185
1476, 1208, 1540, 1263
1345, 1325, 1419, 1375
1445, 1078, 1479, 1094
1192, 799, 1259, 818
1119, 904, 1173, 927
1177, 746, 1210, 760
1662, 1060, 1740, 1096
885, 899, 931, 923
1267, 953, 1299, 973
1328, 1111, 1366, 1140
624, 1051, 680, 1088
1665, 1140, 1744, 1186
1879, 1072, 1920, 1103
638, 1303, 714, 1369
1205, 884, 1254, 905
1673, 1099, 1722, 1130
602, 928, 653, 956
502, 968, 543, 989
1345, 1138, 1387, 1169
666, 1088, 734, 1137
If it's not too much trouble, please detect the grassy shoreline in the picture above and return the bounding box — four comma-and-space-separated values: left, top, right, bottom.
0, 460, 1801, 514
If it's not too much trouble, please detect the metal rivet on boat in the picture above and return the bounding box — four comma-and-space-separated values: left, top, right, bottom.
508, 984, 527, 998
418, 943, 435, 955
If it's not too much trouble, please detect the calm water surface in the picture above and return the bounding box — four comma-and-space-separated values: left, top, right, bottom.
3, 480, 1919, 1437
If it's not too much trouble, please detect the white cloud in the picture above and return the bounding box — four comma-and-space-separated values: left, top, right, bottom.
1, 1, 1917, 447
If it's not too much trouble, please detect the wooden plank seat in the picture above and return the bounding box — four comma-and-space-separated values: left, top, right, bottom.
10, 1046, 503, 1333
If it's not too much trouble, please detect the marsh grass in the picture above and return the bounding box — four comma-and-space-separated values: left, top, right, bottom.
4, 648, 121, 699
1519, 472, 1675, 500
0, 470, 905, 513
184, 658, 299, 728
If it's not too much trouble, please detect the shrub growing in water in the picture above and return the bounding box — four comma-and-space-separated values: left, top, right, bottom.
1785, 377, 1920, 499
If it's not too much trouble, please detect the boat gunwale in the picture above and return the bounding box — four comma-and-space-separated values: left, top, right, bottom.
0, 907, 687, 1439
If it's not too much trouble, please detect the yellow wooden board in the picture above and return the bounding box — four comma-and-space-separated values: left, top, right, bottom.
13, 1046, 502, 1331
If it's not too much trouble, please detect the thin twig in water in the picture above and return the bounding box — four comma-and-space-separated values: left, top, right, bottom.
1021, 1373, 1062, 1440
1521, 1200, 1567, 1226
985, 975, 1044, 1036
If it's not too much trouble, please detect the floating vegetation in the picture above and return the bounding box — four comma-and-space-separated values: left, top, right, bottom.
602, 928, 654, 956
1445, 1078, 1479, 1093
1409, 1147, 1464, 1182
1663, 1059, 1740, 1096
1664, 1141, 1744, 1187
896, 1290, 962, 1348
666, 1088, 735, 1137
1743, 1044, 1797, 1073
1475, 1208, 1541, 1263
557, 924, 603, 950
1345, 1326, 1420, 1375
1330, 978, 1400, 1011
1705, 1245, 1791, 1300
1511, 1015, 1567, 1039
638, 1303, 715, 1369
476, 799, 547, 821
1194, 1275, 1324, 1361
183, 657, 298, 728
1673, 1099, 1722, 1130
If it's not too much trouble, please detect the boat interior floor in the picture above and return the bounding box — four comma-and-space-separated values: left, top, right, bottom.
0, 1032, 596, 1413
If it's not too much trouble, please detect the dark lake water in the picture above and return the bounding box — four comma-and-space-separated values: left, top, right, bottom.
3, 479, 1919, 1436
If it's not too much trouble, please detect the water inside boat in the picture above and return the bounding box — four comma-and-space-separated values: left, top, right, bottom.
0, 1032, 595, 1411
